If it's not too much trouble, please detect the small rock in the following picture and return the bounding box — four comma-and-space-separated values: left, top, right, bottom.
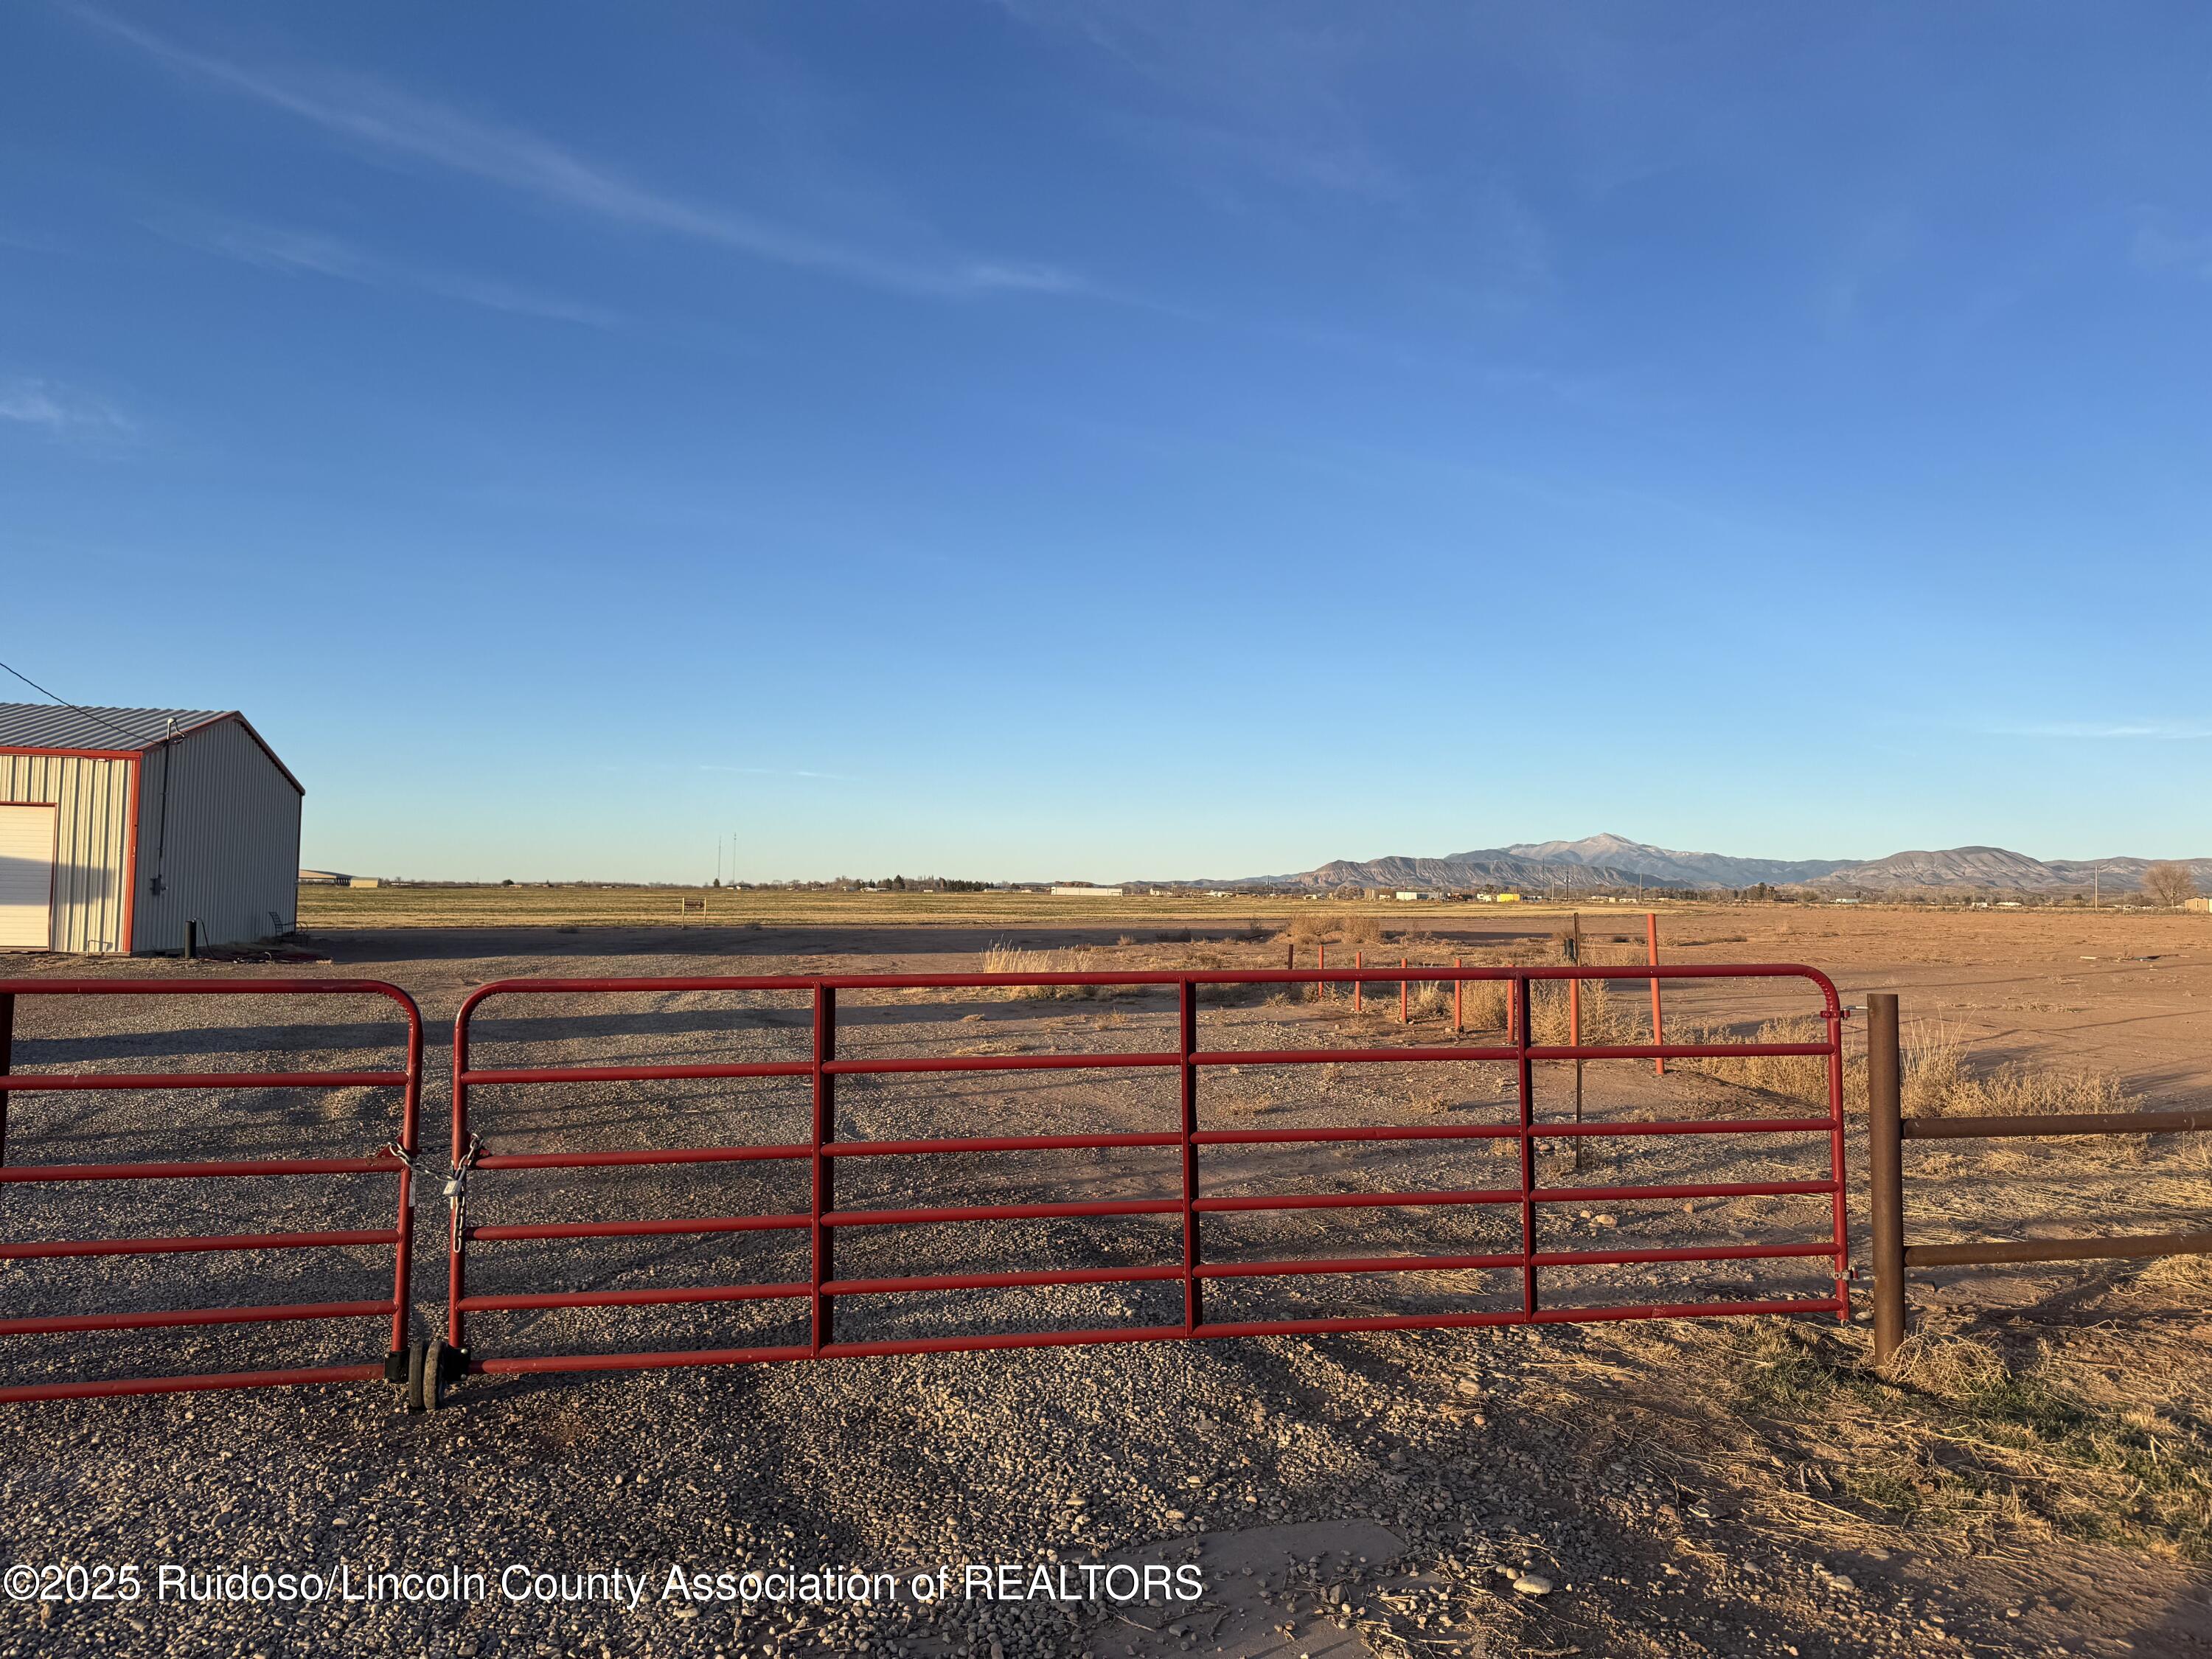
1512, 1573, 1554, 1596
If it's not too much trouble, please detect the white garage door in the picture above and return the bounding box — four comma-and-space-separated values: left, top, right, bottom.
0, 804, 58, 949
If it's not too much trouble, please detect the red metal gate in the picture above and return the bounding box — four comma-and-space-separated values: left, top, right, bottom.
437, 964, 1846, 1400
0, 979, 424, 1403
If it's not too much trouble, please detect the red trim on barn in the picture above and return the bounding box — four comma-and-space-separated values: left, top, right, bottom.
121, 755, 143, 955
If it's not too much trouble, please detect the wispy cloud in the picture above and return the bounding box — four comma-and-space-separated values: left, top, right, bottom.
0, 226, 73, 256
697, 765, 858, 782
155, 215, 625, 327
83, 9, 1093, 302
2130, 211, 2212, 281
998, 0, 1405, 205
1997, 720, 2212, 740
0, 378, 133, 437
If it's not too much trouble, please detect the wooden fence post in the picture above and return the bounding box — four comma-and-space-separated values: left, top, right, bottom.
1868, 991, 1906, 1361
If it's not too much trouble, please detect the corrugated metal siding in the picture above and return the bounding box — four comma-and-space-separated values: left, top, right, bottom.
129, 718, 302, 953
0, 752, 133, 953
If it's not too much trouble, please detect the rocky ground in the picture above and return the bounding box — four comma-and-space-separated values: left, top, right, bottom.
1, 921, 2208, 1658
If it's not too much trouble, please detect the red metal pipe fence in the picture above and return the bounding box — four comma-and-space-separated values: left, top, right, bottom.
441, 964, 1848, 1396
0, 980, 423, 1403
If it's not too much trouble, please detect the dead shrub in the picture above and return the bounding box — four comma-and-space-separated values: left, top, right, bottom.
1689, 1014, 1837, 1104
1683, 1015, 2135, 1121
1528, 979, 1628, 1045
1455, 978, 1513, 1031
979, 943, 1099, 999
1336, 914, 1384, 952
1905, 1022, 2130, 1119
1879, 1324, 2009, 1396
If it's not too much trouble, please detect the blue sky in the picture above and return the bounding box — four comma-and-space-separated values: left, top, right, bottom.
4, 3, 2210, 881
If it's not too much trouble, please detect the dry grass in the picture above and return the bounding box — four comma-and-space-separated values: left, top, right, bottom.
1456, 978, 1513, 1032
1284, 910, 1385, 952
1336, 914, 1385, 952
1896, 1021, 2132, 1118
978, 943, 1106, 999
1683, 1014, 1841, 1105
1681, 1015, 2137, 1121
1536, 1316, 2212, 1565
1528, 978, 1630, 1045
2138, 1252, 2212, 1293
1408, 981, 1450, 1020
1728, 1317, 2212, 1559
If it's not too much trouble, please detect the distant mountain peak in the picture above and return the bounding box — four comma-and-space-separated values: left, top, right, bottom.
1203, 835, 2212, 896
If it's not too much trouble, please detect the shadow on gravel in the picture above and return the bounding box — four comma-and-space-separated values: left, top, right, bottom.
10, 1019, 411, 1065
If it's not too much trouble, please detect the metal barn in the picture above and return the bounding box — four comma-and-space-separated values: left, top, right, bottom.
0, 704, 303, 955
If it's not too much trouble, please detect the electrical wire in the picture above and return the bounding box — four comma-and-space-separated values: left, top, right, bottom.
0, 657, 172, 746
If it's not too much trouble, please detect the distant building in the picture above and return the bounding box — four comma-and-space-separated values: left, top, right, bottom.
1494, 892, 1523, 903
1394, 890, 1433, 902
1, 703, 302, 954
1050, 886, 1127, 897
348, 877, 381, 889
2187, 896, 2211, 914
299, 869, 350, 885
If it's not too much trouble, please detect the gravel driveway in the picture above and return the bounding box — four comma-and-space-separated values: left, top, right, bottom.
4, 928, 2206, 1658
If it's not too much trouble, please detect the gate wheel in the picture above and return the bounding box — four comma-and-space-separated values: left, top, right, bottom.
403, 1341, 428, 1413
422, 1339, 450, 1413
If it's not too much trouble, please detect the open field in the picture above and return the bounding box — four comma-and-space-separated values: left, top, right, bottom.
299, 883, 1831, 933
3, 905, 2208, 1658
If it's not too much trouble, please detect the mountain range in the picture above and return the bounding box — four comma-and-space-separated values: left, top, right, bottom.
1211, 834, 2212, 896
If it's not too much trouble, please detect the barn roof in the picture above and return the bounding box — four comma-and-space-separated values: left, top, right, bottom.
0, 703, 302, 793
0, 703, 226, 751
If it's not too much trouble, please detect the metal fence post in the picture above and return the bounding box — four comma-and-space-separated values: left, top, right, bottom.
1868, 991, 1905, 1361
0, 990, 12, 1167
812, 984, 837, 1354
1179, 979, 1203, 1335
1515, 972, 1537, 1318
